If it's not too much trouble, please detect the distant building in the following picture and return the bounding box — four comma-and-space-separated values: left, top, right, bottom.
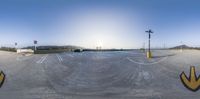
17, 49, 34, 54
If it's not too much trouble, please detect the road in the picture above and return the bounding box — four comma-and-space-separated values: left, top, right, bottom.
0, 50, 200, 99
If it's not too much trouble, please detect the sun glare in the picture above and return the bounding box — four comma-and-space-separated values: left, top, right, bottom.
61, 9, 138, 49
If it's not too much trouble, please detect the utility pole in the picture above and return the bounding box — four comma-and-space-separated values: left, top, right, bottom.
145, 29, 153, 58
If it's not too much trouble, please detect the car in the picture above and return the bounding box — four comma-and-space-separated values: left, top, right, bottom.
74, 49, 83, 52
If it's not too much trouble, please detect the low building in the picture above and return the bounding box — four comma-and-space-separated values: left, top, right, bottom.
17, 49, 34, 54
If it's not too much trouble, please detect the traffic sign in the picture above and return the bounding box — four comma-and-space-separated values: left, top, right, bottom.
34, 40, 37, 44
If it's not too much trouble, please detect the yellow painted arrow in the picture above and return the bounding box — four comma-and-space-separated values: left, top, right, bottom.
180, 66, 200, 91
0, 71, 5, 87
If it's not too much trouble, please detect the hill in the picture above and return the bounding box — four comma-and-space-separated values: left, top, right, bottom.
170, 45, 192, 49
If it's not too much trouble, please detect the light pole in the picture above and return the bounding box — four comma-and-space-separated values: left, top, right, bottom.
34, 40, 37, 51
15, 42, 17, 49
15, 42, 17, 52
145, 29, 153, 58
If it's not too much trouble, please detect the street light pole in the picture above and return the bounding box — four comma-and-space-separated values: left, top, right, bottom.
15, 42, 17, 49
148, 33, 150, 52
34, 40, 37, 51
145, 29, 153, 58
15, 42, 17, 52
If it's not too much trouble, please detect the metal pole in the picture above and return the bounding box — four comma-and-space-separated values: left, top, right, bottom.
15, 43, 17, 49
145, 29, 153, 58
149, 33, 150, 52
34, 44, 36, 51
15, 42, 17, 52
34, 40, 37, 51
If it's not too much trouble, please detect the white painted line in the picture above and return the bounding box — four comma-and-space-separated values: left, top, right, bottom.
40, 55, 48, 63
16, 55, 31, 61
36, 55, 48, 64
56, 54, 60, 62
127, 56, 168, 65
36, 56, 45, 63
59, 55, 63, 61
16, 56, 21, 61
56, 54, 63, 62
120, 51, 144, 55
67, 54, 74, 57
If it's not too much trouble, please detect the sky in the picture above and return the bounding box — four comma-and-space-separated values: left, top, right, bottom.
0, 0, 200, 49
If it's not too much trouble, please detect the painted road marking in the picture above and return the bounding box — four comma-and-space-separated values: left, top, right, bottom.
56, 54, 63, 62
122, 51, 145, 55
127, 56, 168, 65
0, 71, 5, 87
67, 54, 74, 57
16, 56, 23, 61
180, 66, 200, 92
16, 54, 31, 61
36, 55, 48, 64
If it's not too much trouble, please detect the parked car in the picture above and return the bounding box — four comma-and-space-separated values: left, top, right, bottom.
74, 49, 83, 52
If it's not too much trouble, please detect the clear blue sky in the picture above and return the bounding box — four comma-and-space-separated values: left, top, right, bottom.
0, 0, 200, 48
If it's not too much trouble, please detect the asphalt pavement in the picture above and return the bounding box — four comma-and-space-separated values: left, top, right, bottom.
0, 50, 200, 99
